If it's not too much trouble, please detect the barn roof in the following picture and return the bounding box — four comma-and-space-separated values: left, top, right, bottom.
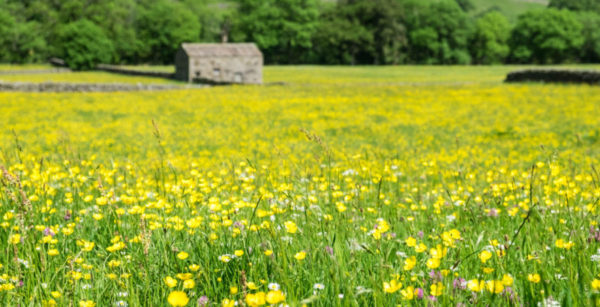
180, 43, 262, 57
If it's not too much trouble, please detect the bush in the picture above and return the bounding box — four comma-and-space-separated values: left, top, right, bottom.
56, 19, 114, 70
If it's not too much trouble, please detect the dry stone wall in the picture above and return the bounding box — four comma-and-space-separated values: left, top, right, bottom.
96, 64, 175, 79
505, 69, 600, 84
0, 81, 204, 92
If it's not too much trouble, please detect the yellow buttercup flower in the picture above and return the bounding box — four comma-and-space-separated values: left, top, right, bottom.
79, 300, 95, 307
502, 274, 513, 286
183, 279, 195, 289
403, 256, 416, 271
383, 280, 402, 293
167, 291, 189, 306
405, 236, 417, 247
9, 233, 21, 244
246, 292, 266, 307
485, 280, 504, 294
266, 290, 285, 304
401, 286, 414, 300
592, 279, 600, 291
222, 299, 235, 307
527, 273, 541, 283
284, 221, 298, 234
164, 276, 177, 288
426, 257, 440, 269
478, 250, 492, 263
294, 251, 306, 261
430, 282, 444, 296
467, 279, 483, 292
177, 251, 189, 260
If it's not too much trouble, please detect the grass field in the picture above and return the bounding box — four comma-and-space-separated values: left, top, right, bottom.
0, 66, 599, 306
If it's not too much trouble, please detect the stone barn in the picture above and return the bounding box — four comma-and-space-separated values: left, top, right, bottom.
175, 43, 263, 84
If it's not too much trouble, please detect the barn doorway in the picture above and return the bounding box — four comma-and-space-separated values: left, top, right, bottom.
234, 72, 243, 83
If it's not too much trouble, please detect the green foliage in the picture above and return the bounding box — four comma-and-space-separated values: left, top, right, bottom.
232, 0, 320, 64
85, 0, 140, 63
135, 0, 200, 64
184, 0, 238, 42
577, 12, 600, 63
313, 0, 406, 65
510, 9, 584, 64
0, 0, 600, 65
56, 19, 114, 70
406, 0, 473, 64
455, 0, 475, 12
0, 9, 16, 62
548, 0, 600, 12
0, 2, 47, 63
313, 12, 373, 65
471, 12, 511, 64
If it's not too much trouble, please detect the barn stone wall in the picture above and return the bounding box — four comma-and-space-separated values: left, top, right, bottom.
186, 55, 262, 84
175, 49, 189, 81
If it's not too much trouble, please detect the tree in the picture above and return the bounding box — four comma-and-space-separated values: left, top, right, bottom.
577, 12, 600, 63
313, 9, 373, 65
313, 0, 407, 65
470, 12, 511, 64
0, 7, 17, 61
232, 0, 320, 64
510, 9, 583, 64
56, 19, 114, 70
405, 0, 473, 64
6, 21, 47, 63
85, 0, 140, 63
548, 0, 600, 12
135, 0, 200, 64
455, 0, 474, 12
183, 0, 237, 42
0, 1, 48, 63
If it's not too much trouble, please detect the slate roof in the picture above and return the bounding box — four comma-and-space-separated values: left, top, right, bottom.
180, 43, 262, 57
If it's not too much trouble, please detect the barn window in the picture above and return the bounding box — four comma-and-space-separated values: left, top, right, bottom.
195, 71, 201, 78
213, 68, 221, 78
234, 73, 243, 83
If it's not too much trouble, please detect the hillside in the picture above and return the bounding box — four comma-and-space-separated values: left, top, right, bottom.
470, 0, 549, 21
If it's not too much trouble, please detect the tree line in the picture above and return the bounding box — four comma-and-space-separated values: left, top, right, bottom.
0, 0, 599, 69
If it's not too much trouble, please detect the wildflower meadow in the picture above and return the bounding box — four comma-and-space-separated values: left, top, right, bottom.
1, 66, 600, 306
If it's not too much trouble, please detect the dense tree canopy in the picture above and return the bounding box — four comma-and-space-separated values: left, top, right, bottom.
55, 19, 114, 70
470, 12, 511, 64
510, 9, 583, 64
135, 0, 200, 64
232, 0, 320, 64
0, 0, 599, 66
313, 0, 407, 65
578, 12, 600, 63
406, 0, 473, 64
548, 0, 600, 12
